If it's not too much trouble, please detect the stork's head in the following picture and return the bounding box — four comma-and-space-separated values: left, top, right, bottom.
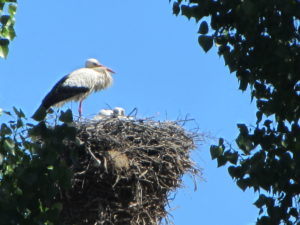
113, 107, 125, 117
85, 58, 115, 73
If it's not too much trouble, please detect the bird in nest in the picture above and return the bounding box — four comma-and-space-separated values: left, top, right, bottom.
32, 58, 115, 120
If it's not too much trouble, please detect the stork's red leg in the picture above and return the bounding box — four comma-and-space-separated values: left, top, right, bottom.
78, 100, 83, 117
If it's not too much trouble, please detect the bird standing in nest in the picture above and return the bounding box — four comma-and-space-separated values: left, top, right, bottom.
32, 58, 115, 120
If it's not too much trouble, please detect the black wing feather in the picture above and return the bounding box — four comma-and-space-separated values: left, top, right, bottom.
41, 75, 90, 109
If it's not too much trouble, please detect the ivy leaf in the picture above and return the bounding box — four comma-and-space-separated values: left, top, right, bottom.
198, 35, 213, 53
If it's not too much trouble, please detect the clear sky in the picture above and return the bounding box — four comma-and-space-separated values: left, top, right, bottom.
0, 1, 259, 224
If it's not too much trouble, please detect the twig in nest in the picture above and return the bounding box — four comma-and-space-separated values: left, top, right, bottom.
87, 147, 101, 166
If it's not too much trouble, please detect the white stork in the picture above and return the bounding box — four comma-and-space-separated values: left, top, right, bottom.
93, 107, 134, 121
32, 58, 115, 119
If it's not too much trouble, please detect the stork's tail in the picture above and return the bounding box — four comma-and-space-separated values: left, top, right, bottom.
32, 105, 47, 121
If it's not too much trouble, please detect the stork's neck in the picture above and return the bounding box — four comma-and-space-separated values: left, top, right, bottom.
92, 67, 113, 90
93, 67, 109, 74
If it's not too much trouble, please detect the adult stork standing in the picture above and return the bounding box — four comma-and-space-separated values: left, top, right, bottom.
32, 58, 115, 119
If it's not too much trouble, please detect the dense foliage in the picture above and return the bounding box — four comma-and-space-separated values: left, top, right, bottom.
0, 0, 17, 58
0, 108, 75, 225
172, 0, 300, 224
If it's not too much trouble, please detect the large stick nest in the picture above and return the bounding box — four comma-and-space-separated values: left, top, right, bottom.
60, 117, 201, 225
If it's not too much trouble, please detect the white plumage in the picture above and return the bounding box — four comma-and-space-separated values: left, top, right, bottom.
93, 107, 133, 121
32, 58, 115, 118
100, 109, 114, 117
113, 107, 125, 117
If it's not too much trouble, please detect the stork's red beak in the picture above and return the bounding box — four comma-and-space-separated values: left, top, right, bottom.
106, 67, 115, 74
99, 64, 115, 74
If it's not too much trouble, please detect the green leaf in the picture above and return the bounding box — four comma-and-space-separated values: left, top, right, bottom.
59, 109, 73, 123
8, 4, 17, 16
218, 138, 224, 146
198, 21, 209, 34
0, 15, 10, 26
4, 110, 12, 116
240, 0, 255, 16
181, 5, 192, 19
0, 3, 4, 12
0, 40, 9, 58
15, 187, 23, 195
173, 2, 180, 16
254, 194, 267, 208
239, 78, 248, 91
28, 121, 48, 138
13, 107, 25, 118
289, 208, 298, 218
1, 123, 12, 135
4, 26, 16, 40
52, 202, 63, 213
198, 35, 213, 53
217, 155, 227, 167
237, 179, 248, 191
228, 166, 242, 178
228, 62, 237, 74
0, 153, 3, 165
222, 50, 231, 65
3, 139, 15, 152
257, 216, 271, 225
225, 151, 238, 164
210, 145, 223, 159
236, 134, 254, 154
256, 111, 263, 124
16, 118, 23, 128
237, 124, 248, 135
32, 106, 47, 121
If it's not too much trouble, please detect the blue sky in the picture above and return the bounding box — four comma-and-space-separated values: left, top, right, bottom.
0, 1, 259, 224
